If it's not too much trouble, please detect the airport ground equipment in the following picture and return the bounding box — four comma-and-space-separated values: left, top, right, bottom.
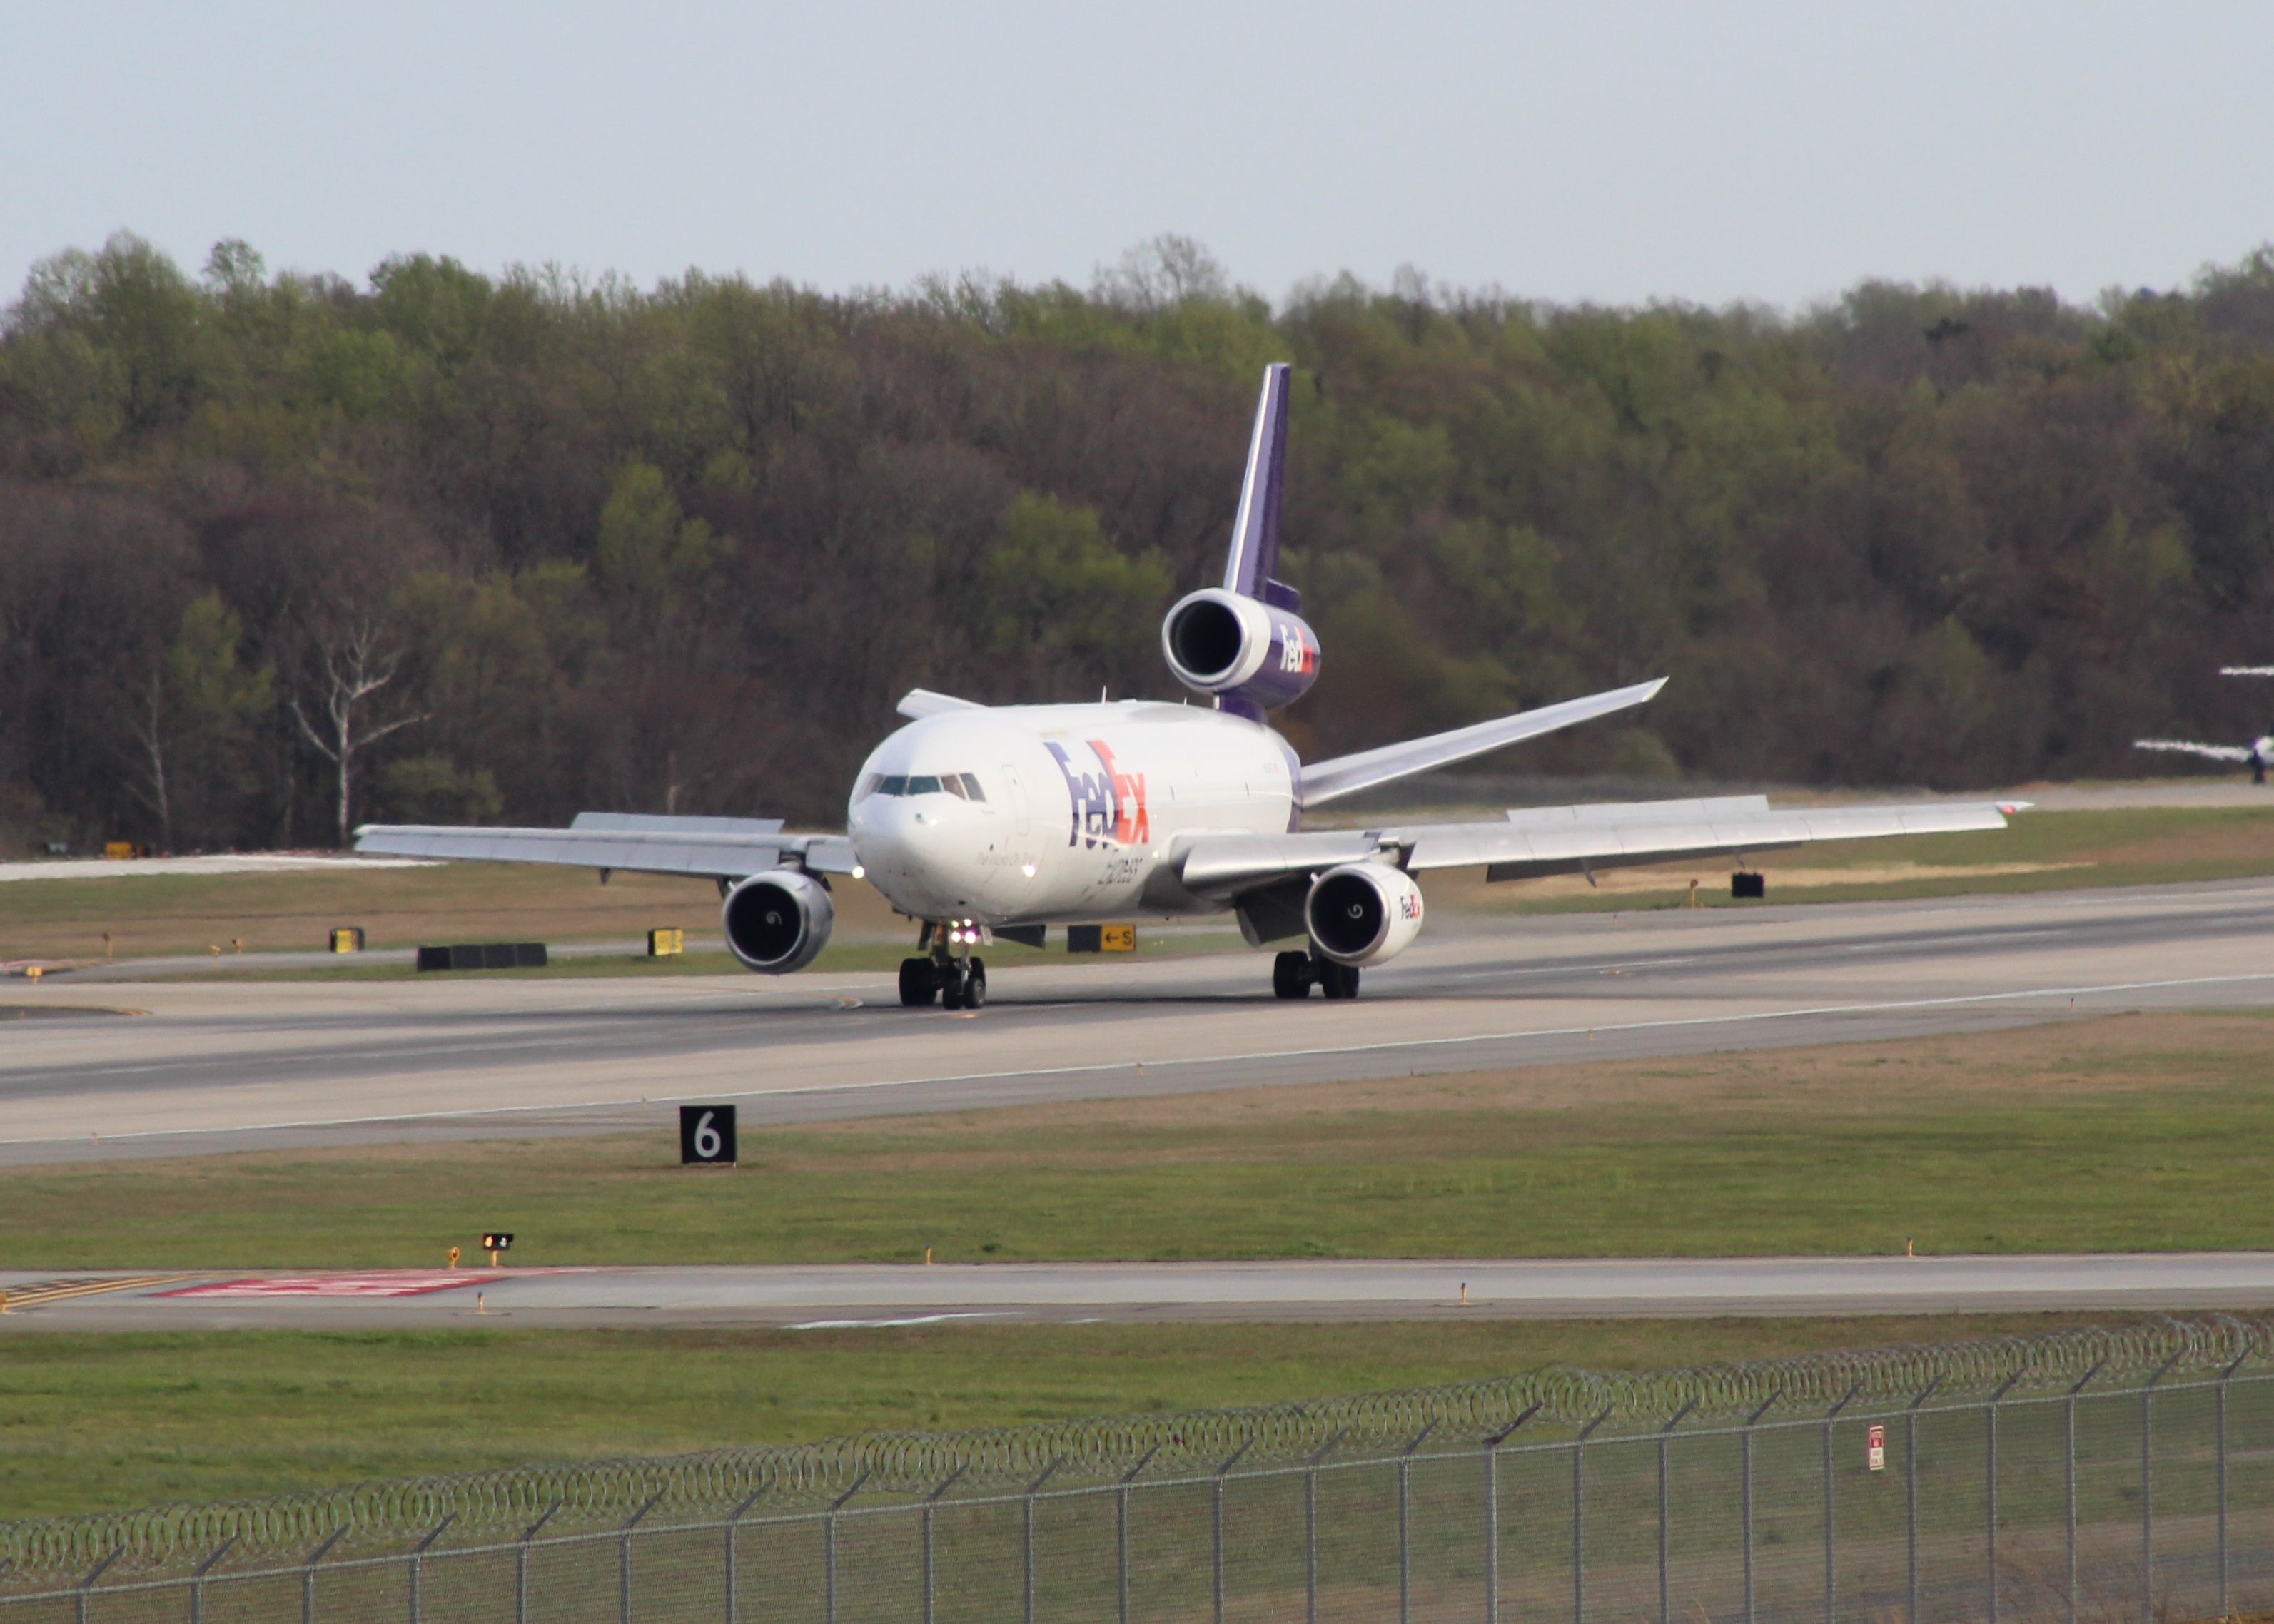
414, 943, 547, 972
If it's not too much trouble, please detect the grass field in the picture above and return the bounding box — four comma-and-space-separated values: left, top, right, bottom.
1441, 803, 2274, 913
9, 805, 2274, 968
3, 1010, 2269, 1269
0, 1314, 2115, 1517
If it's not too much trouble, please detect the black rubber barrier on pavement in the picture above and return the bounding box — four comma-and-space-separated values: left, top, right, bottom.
414, 943, 549, 971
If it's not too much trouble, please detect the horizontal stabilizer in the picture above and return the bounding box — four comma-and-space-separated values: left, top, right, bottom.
1297, 678, 1666, 807
897, 689, 986, 720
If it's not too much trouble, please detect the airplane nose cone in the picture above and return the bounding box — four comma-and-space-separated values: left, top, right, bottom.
852, 794, 979, 916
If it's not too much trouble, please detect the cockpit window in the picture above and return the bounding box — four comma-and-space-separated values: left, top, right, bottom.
861, 771, 980, 799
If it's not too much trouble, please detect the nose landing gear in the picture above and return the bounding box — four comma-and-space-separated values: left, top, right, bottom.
899, 925, 987, 1010
1272, 950, 1360, 1000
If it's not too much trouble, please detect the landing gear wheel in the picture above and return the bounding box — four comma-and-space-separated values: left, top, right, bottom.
1273, 950, 1313, 1000
964, 958, 986, 1010
1317, 958, 1360, 1000
898, 958, 938, 1008
940, 966, 966, 1010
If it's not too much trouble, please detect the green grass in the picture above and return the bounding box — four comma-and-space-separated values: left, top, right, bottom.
8, 1011, 2271, 1269
0, 1314, 2111, 1517
1462, 805, 2274, 913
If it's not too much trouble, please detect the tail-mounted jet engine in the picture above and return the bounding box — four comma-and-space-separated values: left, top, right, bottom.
1161, 588, 1320, 712
722, 871, 835, 973
1304, 863, 1425, 966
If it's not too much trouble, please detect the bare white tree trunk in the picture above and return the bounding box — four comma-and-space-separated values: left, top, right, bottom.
128, 667, 172, 851
290, 624, 425, 847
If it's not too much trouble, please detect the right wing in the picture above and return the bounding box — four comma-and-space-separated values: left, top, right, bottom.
1176, 793, 2016, 899
2133, 739, 2255, 763
1297, 679, 1667, 807
354, 811, 857, 880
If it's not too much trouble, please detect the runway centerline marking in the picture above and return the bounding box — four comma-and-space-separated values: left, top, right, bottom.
12, 967, 2274, 1152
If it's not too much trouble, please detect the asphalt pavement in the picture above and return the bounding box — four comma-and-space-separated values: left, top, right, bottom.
6, 876, 2274, 1164
5, 1253, 2270, 1329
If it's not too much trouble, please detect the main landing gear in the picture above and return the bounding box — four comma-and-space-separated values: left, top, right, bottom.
1273, 950, 1360, 1000
899, 927, 986, 1010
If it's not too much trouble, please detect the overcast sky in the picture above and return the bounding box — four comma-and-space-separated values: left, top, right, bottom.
5, 0, 2271, 313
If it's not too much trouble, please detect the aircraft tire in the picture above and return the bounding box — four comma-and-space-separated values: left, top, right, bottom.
964, 960, 986, 1010
1272, 950, 1312, 999
1318, 960, 1360, 1000
899, 958, 938, 1008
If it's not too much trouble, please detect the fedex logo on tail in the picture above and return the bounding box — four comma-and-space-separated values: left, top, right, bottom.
1045, 740, 1151, 848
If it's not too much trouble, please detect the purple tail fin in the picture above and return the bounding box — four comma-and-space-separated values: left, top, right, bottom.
1221, 364, 1300, 611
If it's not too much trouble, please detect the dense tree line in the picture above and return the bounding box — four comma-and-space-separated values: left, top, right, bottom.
6, 232, 2274, 851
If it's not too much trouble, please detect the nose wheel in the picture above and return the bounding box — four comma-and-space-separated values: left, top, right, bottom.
1272, 950, 1360, 1000
899, 935, 986, 1010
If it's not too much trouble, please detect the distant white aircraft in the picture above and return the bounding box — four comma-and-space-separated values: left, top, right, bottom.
2133, 668, 2274, 783
359, 365, 2014, 1009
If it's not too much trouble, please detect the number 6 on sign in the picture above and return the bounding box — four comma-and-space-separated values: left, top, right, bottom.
679, 1105, 737, 1166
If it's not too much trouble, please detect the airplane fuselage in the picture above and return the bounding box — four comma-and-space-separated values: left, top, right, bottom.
847, 703, 1298, 926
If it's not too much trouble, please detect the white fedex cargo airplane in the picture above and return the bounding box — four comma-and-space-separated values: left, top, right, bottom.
2133, 667, 2274, 784
358, 365, 2016, 1010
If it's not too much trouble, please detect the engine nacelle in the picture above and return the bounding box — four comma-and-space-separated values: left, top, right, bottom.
1305, 863, 1426, 966
721, 870, 834, 973
1161, 588, 1320, 712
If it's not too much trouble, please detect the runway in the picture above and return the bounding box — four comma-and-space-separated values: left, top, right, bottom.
6, 877, 2274, 1165
6, 1253, 2272, 1328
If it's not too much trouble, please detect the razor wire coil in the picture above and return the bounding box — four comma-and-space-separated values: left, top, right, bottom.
6, 1311, 2265, 1580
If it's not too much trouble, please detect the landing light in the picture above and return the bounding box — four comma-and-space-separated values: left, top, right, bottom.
1021, 862, 1036, 878
850, 864, 865, 879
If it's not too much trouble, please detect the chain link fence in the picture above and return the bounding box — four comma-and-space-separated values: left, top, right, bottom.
8, 1314, 2274, 1624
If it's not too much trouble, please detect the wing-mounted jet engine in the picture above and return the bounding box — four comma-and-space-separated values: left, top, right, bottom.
722, 870, 834, 973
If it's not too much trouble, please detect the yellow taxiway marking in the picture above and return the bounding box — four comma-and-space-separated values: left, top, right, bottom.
0, 1274, 206, 1310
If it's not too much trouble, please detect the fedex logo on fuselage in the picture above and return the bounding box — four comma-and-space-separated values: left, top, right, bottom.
1044, 739, 1151, 849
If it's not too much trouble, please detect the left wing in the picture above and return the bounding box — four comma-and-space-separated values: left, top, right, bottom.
354, 811, 858, 880
1298, 679, 1667, 807
1176, 793, 2016, 898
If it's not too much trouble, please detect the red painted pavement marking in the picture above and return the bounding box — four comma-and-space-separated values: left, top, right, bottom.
155, 1272, 502, 1299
